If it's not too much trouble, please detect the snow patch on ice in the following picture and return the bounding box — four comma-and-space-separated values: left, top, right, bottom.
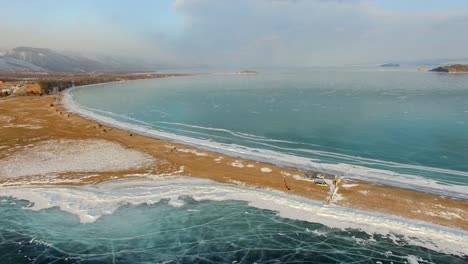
0, 139, 153, 178
342, 184, 359, 188
168, 196, 185, 207
261, 167, 272, 173
306, 229, 328, 237
352, 236, 376, 246
230, 160, 244, 168
281, 171, 305, 181
2, 124, 42, 129
228, 180, 246, 186
177, 148, 208, 157
332, 193, 344, 202
359, 190, 369, 196
425, 210, 463, 220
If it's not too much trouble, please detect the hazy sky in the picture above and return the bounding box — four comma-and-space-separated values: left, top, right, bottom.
1, 0, 468, 66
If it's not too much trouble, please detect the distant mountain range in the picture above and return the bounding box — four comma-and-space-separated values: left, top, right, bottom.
0, 47, 167, 72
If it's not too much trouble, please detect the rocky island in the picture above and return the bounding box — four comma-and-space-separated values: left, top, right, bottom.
380, 63, 400, 67
237, 70, 258, 74
430, 64, 468, 73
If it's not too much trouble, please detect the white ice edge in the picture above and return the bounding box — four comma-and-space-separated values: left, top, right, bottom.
0, 176, 467, 257
63, 85, 468, 200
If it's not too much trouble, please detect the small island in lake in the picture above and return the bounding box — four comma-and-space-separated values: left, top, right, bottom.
380, 63, 400, 67
237, 70, 258, 74
430, 64, 468, 73
214, 70, 258, 75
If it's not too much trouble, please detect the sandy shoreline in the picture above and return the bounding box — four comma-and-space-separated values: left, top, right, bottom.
0, 84, 467, 231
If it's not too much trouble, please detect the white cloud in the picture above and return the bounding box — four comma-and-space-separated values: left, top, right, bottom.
169, 0, 468, 66
1, 0, 467, 67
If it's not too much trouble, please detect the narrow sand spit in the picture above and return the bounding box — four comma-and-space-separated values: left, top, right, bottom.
0, 95, 467, 231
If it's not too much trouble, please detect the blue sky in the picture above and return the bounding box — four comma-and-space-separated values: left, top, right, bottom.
1, 0, 467, 66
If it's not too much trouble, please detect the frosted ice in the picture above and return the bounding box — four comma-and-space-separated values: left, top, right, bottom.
1, 176, 467, 257
406, 255, 423, 264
